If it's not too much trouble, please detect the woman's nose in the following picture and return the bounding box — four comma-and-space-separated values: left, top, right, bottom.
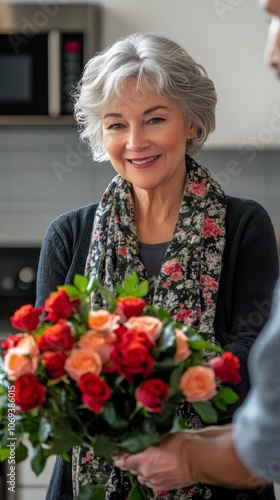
126, 127, 150, 151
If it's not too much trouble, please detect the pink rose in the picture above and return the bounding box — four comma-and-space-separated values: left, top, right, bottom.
78, 330, 116, 364
179, 366, 217, 402
174, 329, 192, 362
4, 345, 38, 380
125, 316, 162, 342
88, 310, 120, 333
64, 348, 102, 381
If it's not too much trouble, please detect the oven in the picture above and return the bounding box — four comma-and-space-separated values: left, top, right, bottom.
0, 247, 41, 341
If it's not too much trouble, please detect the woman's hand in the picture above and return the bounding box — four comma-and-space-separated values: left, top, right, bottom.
113, 431, 197, 492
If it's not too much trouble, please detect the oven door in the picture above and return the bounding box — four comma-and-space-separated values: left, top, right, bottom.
0, 34, 48, 115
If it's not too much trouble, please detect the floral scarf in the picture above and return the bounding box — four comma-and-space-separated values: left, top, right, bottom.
72, 157, 227, 499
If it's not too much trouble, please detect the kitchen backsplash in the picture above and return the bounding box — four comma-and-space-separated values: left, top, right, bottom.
1, 126, 280, 247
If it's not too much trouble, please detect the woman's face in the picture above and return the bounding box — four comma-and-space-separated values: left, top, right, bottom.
261, 0, 280, 76
102, 78, 197, 192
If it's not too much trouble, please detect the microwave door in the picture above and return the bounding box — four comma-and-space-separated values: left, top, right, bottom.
0, 34, 48, 115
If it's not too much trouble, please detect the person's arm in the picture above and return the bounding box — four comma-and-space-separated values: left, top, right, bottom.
114, 426, 269, 491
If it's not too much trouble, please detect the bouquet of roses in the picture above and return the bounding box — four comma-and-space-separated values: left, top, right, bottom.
0, 272, 240, 499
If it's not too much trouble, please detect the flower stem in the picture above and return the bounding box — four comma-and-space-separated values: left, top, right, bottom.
127, 472, 154, 499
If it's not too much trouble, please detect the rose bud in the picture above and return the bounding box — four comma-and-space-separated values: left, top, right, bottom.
79, 373, 111, 413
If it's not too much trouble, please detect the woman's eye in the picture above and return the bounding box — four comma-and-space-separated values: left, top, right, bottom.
148, 117, 164, 124
107, 123, 124, 130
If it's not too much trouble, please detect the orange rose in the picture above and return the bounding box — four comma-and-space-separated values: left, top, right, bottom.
179, 366, 217, 402
4, 346, 38, 380
78, 330, 116, 364
64, 348, 102, 381
125, 316, 162, 342
88, 310, 120, 333
17, 335, 38, 358
174, 329, 192, 362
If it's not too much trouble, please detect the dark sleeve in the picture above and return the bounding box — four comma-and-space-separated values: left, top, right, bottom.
214, 200, 279, 423
37, 206, 96, 500
36, 204, 96, 307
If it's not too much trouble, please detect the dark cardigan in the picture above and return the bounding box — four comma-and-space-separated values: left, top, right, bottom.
37, 196, 279, 500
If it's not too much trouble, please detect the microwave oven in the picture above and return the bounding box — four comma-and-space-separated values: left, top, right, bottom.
0, 3, 100, 125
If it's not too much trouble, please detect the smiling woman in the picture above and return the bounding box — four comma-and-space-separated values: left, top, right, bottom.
36, 32, 279, 500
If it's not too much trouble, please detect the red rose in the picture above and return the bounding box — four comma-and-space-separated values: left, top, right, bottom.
37, 320, 74, 353
136, 378, 169, 413
1, 334, 21, 351
44, 289, 75, 322
110, 335, 154, 383
116, 297, 146, 320
121, 330, 154, 350
10, 304, 43, 332
15, 373, 46, 411
210, 352, 241, 384
79, 373, 111, 413
43, 351, 68, 379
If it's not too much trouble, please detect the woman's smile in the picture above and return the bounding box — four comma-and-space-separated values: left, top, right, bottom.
128, 155, 160, 168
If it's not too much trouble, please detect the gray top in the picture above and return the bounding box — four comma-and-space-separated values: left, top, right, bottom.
138, 240, 170, 279
234, 278, 280, 482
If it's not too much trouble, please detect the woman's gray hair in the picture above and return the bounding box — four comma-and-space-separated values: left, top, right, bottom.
74, 33, 217, 161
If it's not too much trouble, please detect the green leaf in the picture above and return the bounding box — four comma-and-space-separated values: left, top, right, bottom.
15, 441, 28, 463
0, 447, 10, 461
157, 323, 177, 353
102, 403, 129, 432
192, 402, 218, 424
116, 272, 149, 298
120, 431, 159, 454
212, 394, 228, 411
217, 387, 239, 404
134, 280, 149, 298
93, 435, 122, 459
30, 443, 47, 475
122, 272, 139, 291
128, 482, 146, 500
58, 284, 79, 297
77, 484, 105, 500
38, 417, 52, 443
169, 363, 186, 392
74, 274, 89, 293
